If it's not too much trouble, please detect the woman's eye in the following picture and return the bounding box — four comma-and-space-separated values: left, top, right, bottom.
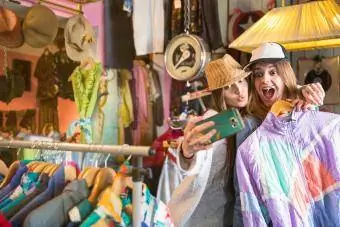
270, 70, 278, 76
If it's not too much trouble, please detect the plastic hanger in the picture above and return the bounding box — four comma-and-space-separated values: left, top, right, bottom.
32, 162, 50, 173
88, 168, 115, 205
78, 167, 91, 179
270, 100, 294, 117
42, 164, 54, 175
0, 160, 20, 189
78, 167, 100, 188
49, 164, 61, 177
0, 159, 8, 177
26, 161, 39, 170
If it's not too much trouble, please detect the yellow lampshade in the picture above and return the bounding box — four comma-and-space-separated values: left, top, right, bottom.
229, 0, 340, 52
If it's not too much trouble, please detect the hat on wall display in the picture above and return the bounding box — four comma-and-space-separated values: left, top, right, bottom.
0, 7, 24, 48
64, 14, 94, 62
22, 5, 58, 48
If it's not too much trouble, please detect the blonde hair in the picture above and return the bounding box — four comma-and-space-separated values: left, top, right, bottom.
210, 78, 249, 116
247, 60, 300, 120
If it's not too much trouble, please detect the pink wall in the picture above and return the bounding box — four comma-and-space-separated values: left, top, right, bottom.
2, 1, 104, 133
0, 50, 80, 133
0, 51, 38, 110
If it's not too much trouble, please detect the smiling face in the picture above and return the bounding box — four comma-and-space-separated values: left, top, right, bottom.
252, 63, 285, 107
223, 79, 249, 108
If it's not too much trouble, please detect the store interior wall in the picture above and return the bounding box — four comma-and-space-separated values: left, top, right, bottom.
0, 0, 339, 135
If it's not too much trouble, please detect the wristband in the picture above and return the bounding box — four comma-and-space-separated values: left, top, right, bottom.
180, 144, 194, 160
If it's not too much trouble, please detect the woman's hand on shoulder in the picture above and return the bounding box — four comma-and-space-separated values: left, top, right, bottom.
301, 83, 325, 106
181, 116, 217, 159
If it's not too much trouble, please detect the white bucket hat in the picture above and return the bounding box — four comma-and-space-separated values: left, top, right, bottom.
244, 42, 288, 71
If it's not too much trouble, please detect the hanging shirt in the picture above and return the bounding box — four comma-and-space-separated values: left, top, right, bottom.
69, 62, 102, 144
0, 163, 28, 199
24, 180, 89, 227
10, 166, 66, 226
132, 0, 164, 55
236, 110, 340, 227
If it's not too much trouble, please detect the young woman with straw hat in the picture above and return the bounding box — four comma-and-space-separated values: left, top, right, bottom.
168, 51, 324, 226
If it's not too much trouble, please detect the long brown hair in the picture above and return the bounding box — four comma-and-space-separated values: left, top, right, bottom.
210, 78, 249, 192
247, 60, 300, 120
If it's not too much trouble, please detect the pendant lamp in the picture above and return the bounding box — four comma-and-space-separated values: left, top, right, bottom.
229, 0, 340, 52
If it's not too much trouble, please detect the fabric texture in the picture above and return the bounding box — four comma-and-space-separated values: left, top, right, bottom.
103, 0, 135, 69
156, 147, 184, 204
0, 163, 28, 199
24, 180, 89, 227
10, 166, 66, 226
237, 110, 340, 227
132, 0, 164, 55
2, 174, 49, 219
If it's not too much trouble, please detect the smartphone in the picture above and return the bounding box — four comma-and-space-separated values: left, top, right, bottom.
195, 108, 245, 143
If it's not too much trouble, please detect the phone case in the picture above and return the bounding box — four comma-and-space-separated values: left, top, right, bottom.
196, 108, 245, 143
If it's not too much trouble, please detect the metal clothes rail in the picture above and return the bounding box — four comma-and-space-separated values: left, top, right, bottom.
0, 139, 154, 156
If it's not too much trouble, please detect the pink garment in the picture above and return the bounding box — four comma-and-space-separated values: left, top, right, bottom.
132, 65, 148, 145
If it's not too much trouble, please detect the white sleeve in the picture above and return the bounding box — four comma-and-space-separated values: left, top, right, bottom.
176, 145, 212, 176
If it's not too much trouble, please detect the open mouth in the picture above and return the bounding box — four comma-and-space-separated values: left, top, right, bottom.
262, 87, 276, 100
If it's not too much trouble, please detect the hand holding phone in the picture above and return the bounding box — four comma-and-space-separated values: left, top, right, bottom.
194, 108, 245, 144
181, 109, 245, 159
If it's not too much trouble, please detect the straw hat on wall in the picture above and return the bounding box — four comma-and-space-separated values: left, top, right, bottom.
0, 7, 24, 48
22, 5, 58, 48
204, 54, 251, 91
64, 15, 94, 62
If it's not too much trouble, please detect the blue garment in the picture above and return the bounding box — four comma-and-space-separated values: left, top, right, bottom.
10, 166, 66, 227
232, 116, 261, 227
0, 163, 28, 200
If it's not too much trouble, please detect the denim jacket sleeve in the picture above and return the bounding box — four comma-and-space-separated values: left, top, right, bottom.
233, 116, 261, 227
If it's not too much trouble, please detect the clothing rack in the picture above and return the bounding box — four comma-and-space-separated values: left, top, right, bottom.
0, 139, 155, 225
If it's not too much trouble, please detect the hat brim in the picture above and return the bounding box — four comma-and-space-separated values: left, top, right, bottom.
65, 42, 92, 62
208, 70, 251, 92
243, 58, 286, 71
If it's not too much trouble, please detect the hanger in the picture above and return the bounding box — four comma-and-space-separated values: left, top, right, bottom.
42, 164, 54, 174
88, 168, 115, 205
26, 161, 38, 170
43, 47, 52, 56
270, 100, 294, 117
78, 167, 100, 188
79, 56, 95, 69
49, 164, 61, 177
111, 173, 133, 195
78, 167, 91, 179
0, 160, 20, 189
32, 162, 50, 173
0, 159, 8, 177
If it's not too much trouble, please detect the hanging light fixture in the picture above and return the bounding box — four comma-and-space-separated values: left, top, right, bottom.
229, 0, 340, 52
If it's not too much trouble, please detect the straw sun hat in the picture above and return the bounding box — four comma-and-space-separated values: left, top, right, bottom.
204, 54, 251, 91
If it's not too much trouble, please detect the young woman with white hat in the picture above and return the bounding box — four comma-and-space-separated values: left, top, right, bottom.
168, 46, 324, 226
236, 42, 339, 226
